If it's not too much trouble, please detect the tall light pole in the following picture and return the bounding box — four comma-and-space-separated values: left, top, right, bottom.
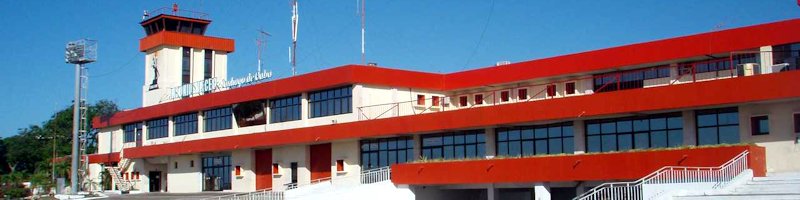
65, 39, 96, 194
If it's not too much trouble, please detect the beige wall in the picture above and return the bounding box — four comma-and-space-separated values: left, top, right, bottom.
272, 145, 310, 191
331, 140, 361, 186
231, 149, 256, 192
739, 100, 800, 172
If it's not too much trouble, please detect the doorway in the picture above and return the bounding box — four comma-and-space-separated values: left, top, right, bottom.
149, 171, 162, 192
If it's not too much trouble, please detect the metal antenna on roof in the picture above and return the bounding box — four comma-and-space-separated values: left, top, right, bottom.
290, 0, 299, 76
256, 29, 271, 72
357, 0, 366, 65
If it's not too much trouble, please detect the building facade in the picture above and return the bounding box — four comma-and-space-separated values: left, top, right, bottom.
86, 12, 800, 200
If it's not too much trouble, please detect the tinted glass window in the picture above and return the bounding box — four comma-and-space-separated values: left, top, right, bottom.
586, 112, 683, 152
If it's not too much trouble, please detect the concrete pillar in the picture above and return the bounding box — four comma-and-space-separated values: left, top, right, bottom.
534, 183, 551, 200
485, 128, 497, 157
168, 116, 174, 142
573, 120, 586, 154
759, 46, 774, 74
197, 111, 205, 134
487, 184, 499, 200
682, 110, 697, 146
301, 93, 309, 126
412, 134, 422, 160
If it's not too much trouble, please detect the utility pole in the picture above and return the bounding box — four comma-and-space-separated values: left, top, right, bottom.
65, 39, 96, 194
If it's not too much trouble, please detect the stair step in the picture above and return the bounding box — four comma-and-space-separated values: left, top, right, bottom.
676, 193, 800, 200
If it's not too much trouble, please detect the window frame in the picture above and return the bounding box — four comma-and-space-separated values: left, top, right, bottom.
181, 47, 191, 84
565, 82, 576, 95
794, 113, 800, 133
123, 122, 143, 143
416, 95, 425, 106
421, 130, 486, 160
496, 122, 575, 156
360, 136, 414, 170
518, 88, 528, 100
204, 107, 233, 132
474, 94, 484, 105
500, 91, 510, 102
750, 115, 769, 136
146, 117, 169, 139
586, 112, 683, 153
270, 95, 302, 123
546, 85, 556, 97
174, 112, 198, 136
308, 86, 353, 118
695, 107, 740, 146
204, 49, 213, 79
459, 96, 468, 107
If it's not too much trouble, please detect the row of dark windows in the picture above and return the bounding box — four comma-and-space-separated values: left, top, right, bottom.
309, 86, 353, 118
497, 122, 574, 156
586, 113, 683, 153
146, 118, 169, 139
696, 107, 740, 145
594, 66, 671, 93
270, 95, 302, 123
773, 43, 800, 72
421, 130, 486, 160
174, 113, 198, 136
204, 107, 233, 132
360, 137, 414, 170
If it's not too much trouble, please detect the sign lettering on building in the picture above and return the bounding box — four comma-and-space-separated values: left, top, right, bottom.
167, 70, 273, 100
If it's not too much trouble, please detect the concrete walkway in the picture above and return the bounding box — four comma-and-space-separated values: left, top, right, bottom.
104, 192, 234, 200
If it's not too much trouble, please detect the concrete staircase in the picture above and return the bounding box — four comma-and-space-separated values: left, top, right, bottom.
675, 172, 800, 200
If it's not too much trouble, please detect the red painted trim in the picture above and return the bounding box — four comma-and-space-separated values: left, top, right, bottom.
391, 145, 765, 185
139, 31, 235, 52
121, 71, 800, 159
100, 19, 800, 129
87, 152, 121, 164
444, 18, 800, 90
93, 65, 444, 128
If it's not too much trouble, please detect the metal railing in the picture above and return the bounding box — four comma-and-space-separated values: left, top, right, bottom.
356, 51, 789, 122
361, 166, 392, 184
144, 7, 209, 21
574, 151, 750, 200
205, 166, 393, 200
208, 188, 284, 200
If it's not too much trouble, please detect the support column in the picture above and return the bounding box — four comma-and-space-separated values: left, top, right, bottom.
534, 183, 551, 200
412, 134, 421, 160
682, 110, 697, 146
487, 184, 499, 200
759, 46, 774, 74
485, 128, 496, 157
573, 120, 586, 154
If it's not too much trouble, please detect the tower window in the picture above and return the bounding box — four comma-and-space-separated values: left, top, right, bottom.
204, 50, 213, 79
182, 47, 191, 84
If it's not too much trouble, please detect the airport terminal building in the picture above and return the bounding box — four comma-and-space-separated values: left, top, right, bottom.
86, 11, 800, 200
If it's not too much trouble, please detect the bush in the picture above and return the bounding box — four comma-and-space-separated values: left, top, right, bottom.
0, 183, 31, 199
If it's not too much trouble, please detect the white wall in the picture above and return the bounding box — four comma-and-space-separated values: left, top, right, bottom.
231, 149, 256, 192
166, 154, 203, 193
272, 145, 310, 191
331, 140, 361, 186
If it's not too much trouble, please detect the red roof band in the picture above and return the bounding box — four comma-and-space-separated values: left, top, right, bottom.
97, 18, 800, 129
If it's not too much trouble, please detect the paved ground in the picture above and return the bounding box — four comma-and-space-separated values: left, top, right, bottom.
104, 192, 235, 200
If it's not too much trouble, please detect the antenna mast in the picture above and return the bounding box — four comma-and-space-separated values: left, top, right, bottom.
290, 0, 299, 76
257, 29, 271, 72
359, 0, 366, 65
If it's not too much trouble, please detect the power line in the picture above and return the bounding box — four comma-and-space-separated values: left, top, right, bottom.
461, 0, 496, 70
89, 53, 138, 78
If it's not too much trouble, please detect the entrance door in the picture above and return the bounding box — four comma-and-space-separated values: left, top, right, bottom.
309, 143, 332, 180
149, 171, 161, 192
254, 149, 273, 190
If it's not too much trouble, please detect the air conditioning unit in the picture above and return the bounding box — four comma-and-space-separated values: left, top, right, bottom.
496, 61, 511, 66
772, 63, 790, 72
738, 63, 759, 76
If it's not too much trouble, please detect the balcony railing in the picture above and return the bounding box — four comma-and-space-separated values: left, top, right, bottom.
357, 51, 796, 122
144, 7, 209, 21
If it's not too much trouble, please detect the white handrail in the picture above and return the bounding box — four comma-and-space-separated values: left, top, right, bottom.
205, 166, 393, 200
574, 150, 750, 200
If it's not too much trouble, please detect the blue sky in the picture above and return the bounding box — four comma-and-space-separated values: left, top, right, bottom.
0, 1, 797, 137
